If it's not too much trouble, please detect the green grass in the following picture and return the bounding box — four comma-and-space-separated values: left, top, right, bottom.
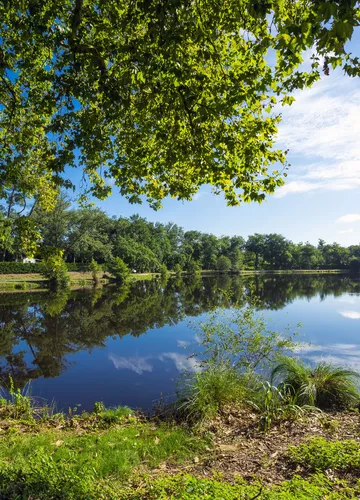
120, 473, 360, 499
271, 357, 360, 409
0, 413, 208, 499
287, 437, 360, 472
176, 366, 246, 423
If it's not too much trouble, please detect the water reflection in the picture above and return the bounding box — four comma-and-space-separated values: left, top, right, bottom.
0, 274, 359, 409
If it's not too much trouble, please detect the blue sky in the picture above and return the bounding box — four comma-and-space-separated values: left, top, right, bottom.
78, 31, 360, 246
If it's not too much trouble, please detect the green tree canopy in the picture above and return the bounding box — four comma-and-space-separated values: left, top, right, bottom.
1, 0, 359, 224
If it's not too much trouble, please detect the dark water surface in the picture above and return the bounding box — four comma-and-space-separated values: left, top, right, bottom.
0, 274, 359, 411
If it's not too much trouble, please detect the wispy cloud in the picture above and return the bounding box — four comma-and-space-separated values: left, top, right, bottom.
336, 214, 360, 224
159, 352, 201, 373
295, 342, 360, 371
109, 354, 153, 375
109, 351, 201, 375
338, 228, 354, 234
339, 310, 360, 320
275, 72, 360, 197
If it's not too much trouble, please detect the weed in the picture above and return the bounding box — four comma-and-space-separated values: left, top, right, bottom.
249, 381, 316, 432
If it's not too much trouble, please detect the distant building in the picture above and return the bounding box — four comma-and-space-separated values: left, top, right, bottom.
22, 258, 41, 264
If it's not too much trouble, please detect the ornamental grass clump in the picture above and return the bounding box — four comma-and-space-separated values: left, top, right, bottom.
271, 357, 360, 410
176, 365, 247, 423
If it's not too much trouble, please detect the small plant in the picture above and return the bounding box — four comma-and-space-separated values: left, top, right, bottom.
248, 381, 314, 432
176, 365, 246, 423
271, 357, 360, 409
108, 257, 130, 283
287, 438, 360, 472
93, 401, 105, 414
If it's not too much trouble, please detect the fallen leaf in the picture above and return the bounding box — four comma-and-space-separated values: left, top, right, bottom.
55, 440, 63, 447
154, 437, 160, 445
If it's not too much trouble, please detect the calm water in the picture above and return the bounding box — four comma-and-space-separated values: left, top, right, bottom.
0, 274, 359, 411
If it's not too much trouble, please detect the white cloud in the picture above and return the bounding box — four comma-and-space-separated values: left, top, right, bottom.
296, 343, 360, 371
338, 228, 354, 234
159, 352, 201, 373
336, 214, 360, 224
109, 354, 153, 375
109, 351, 201, 375
339, 310, 360, 320
276, 71, 360, 197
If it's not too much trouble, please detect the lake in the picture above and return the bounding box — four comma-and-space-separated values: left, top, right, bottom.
0, 273, 359, 412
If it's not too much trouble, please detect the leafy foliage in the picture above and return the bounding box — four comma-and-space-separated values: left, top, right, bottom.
40, 250, 69, 289
288, 438, 360, 472
1, 0, 359, 252
193, 305, 298, 374
249, 381, 314, 432
108, 257, 130, 283
216, 255, 232, 273
272, 357, 360, 409
123, 473, 360, 500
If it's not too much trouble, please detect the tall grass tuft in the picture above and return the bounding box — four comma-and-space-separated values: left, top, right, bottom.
176, 365, 246, 423
271, 357, 360, 410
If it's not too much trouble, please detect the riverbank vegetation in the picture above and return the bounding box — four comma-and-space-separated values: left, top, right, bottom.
1, 197, 360, 275
1, 301, 360, 498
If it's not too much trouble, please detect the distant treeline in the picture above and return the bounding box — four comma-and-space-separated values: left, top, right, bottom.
1, 195, 359, 272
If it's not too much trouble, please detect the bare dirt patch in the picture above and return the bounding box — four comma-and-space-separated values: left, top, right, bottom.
160, 408, 360, 485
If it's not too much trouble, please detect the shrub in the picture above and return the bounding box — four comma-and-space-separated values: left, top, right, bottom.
176, 366, 246, 423
40, 250, 69, 289
0, 262, 86, 274
0, 262, 42, 274
271, 357, 360, 409
287, 438, 360, 472
108, 257, 130, 283
193, 306, 297, 374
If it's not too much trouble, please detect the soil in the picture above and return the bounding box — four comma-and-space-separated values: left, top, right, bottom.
159, 408, 360, 485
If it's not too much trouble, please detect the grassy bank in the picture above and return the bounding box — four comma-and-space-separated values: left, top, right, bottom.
1, 395, 360, 499
0, 268, 350, 292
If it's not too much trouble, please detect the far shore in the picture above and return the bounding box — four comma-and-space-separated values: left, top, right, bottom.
0, 268, 351, 293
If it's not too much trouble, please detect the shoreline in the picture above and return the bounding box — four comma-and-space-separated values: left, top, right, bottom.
1, 398, 360, 498
0, 268, 351, 292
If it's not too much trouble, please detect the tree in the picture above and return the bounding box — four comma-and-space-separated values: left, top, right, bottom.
186, 260, 201, 275
1, 0, 359, 239
89, 259, 102, 285
108, 257, 130, 284
40, 249, 69, 289
246, 234, 266, 270
216, 255, 232, 274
